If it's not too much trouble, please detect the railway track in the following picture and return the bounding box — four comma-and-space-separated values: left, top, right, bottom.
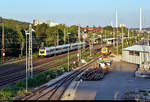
17, 56, 99, 100
0, 49, 83, 76
0, 53, 90, 87
0, 48, 88, 79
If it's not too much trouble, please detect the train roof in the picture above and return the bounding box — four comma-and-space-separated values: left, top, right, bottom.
56, 44, 70, 49
41, 42, 85, 50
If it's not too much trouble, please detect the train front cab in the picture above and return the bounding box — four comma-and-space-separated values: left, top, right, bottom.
39, 48, 46, 56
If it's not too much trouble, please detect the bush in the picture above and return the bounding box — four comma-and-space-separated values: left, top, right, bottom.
15, 79, 26, 88
61, 64, 69, 72
0, 85, 14, 100
56, 68, 63, 75
96, 52, 100, 57
70, 63, 75, 69
49, 70, 57, 78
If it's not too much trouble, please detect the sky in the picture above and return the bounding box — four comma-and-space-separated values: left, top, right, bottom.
0, 0, 150, 28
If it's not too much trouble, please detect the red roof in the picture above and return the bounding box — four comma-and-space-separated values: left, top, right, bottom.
81, 27, 103, 32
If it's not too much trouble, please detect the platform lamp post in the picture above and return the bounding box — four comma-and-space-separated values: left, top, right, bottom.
0, 17, 5, 64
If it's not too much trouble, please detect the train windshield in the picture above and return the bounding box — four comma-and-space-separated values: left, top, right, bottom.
40, 48, 45, 50
40, 51, 45, 53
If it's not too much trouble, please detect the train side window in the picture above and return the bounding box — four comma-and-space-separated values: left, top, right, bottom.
134, 51, 140, 56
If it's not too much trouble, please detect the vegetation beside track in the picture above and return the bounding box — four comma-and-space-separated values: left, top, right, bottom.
0, 49, 95, 100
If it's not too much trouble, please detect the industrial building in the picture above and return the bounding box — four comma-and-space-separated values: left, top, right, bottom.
122, 45, 150, 64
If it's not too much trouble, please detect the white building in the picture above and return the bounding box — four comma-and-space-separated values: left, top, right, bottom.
122, 45, 150, 64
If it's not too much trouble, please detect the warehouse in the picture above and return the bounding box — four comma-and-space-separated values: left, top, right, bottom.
122, 45, 150, 65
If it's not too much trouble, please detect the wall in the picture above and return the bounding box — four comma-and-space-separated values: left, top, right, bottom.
122, 50, 150, 65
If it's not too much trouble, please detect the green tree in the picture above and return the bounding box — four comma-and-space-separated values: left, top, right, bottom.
35, 23, 48, 42
68, 25, 78, 43
45, 26, 57, 46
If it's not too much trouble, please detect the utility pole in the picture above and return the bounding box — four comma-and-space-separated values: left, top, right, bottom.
105, 30, 106, 39
90, 41, 92, 56
92, 33, 95, 56
29, 24, 33, 78
25, 31, 28, 93
0, 17, 5, 64
64, 28, 66, 44
83, 33, 86, 49
116, 30, 119, 55
68, 32, 70, 72
148, 32, 150, 46
128, 28, 130, 39
78, 25, 81, 62
113, 28, 115, 47
57, 29, 59, 46
122, 27, 124, 49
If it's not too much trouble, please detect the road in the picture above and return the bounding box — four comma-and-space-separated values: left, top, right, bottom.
73, 61, 150, 100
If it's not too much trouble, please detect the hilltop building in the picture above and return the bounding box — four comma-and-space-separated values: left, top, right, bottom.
33, 20, 59, 27
33, 20, 43, 26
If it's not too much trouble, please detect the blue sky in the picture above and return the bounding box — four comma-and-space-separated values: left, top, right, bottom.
1, 0, 150, 28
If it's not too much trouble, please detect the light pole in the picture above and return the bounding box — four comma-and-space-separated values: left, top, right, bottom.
0, 17, 5, 64
25, 24, 33, 92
